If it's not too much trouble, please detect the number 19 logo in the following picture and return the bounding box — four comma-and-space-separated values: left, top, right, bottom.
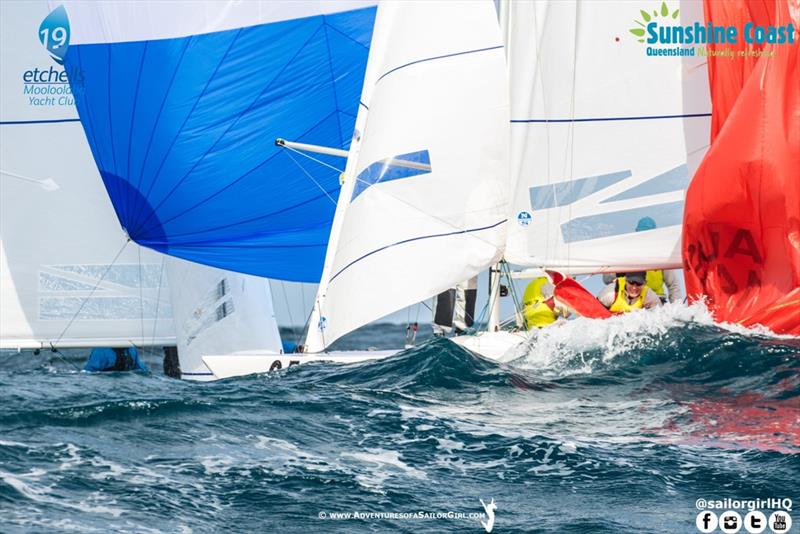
39, 5, 70, 65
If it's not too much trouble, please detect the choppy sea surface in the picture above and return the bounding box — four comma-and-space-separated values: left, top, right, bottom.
1, 304, 798, 533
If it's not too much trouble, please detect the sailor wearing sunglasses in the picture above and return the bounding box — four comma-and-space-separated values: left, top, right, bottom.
597, 271, 663, 313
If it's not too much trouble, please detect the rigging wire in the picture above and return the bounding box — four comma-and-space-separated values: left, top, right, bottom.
281, 139, 346, 175
50, 239, 130, 349
279, 280, 301, 346
46, 347, 81, 372
138, 245, 145, 350
503, 262, 524, 328
529, 2, 555, 265
565, 1, 580, 269
283, 149, 339, 207
149, 255, 166, 357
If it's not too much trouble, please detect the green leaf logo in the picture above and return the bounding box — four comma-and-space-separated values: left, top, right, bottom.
629, 1, 680, 43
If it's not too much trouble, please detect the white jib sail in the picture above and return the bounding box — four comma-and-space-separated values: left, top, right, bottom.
503, 0, 711, 274
0, 0, 175, 350
164, 257, 282, 380
305, 0, 510, 351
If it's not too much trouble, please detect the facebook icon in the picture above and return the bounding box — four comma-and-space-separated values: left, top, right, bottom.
696, 511, 718, 533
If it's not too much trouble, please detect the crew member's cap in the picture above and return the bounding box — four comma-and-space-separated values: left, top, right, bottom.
625, 271, 647, 285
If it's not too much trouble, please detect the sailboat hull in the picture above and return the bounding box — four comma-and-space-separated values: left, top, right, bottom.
198, 334, 527, 381
199, 350, 399, 381
450, 331, 528, 362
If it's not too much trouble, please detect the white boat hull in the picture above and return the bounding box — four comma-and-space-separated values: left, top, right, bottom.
186, 330, 529, 381
450, 331, 529, 362
195, 350, 399, 381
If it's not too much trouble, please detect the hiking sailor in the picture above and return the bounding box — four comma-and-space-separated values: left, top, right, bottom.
598, 271, 662, 313
522, 276, 571, 328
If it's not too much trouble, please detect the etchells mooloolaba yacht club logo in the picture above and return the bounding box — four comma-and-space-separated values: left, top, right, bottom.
628, 1, 796, 58
22, 5, 83, 108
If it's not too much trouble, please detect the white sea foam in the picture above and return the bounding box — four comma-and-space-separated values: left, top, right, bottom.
0, 468, 122, 517
57, 443, 83, 471
341, 448, 427, 490
505, 301, 794, 374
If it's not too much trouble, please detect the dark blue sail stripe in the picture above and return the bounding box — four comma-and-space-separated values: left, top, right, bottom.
375, 45, 503, 85
0, 118, 81, 125
511, 112, 711, 123
330, 219, 506, 283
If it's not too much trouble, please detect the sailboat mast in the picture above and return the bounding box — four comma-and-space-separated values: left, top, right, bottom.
303, 135, 364, 353
487, 265, 502, 331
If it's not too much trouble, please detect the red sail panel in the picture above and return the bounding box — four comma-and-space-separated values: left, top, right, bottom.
703, 0, 775, 139
683, 1, 800, 335
547, 271, 612, 320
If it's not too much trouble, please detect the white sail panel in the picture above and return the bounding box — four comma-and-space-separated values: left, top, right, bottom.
164, 257, 282, 380
503, 0, 711, 273
1, 0, 175, 349
305, 0, 509, 350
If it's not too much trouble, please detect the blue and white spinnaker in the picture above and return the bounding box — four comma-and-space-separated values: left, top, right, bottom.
61, 1, 376, 282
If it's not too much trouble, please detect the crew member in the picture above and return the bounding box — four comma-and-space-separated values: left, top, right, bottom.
522, 276, 571, 328
598, 271, 661, 313
601, 217, 683, 303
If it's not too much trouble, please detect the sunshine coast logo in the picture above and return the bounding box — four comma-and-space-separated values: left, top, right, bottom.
22, 5, 82, 108
629, 2, 680, 43
629, 1, 796, 58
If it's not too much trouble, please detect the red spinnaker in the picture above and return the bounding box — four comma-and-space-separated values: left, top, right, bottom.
682, 0, 800, 335
548, 271, 612, 319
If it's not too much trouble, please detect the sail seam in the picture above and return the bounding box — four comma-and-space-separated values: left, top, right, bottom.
0, 119, 81, 125
134, 24, 327, 237
139, 110, 343, 241
131, 30, 245, 235
375, 45, 504, 85
511, 113, 712, 123
329, 219, 507, 283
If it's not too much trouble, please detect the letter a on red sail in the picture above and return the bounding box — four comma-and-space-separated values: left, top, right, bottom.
682, 0, 800, 335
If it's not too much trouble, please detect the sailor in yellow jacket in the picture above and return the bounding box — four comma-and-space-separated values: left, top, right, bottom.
602, 270, 682, 303
598, 271, 662, 313
601, 218, 683, 303
522, 277, 571, 329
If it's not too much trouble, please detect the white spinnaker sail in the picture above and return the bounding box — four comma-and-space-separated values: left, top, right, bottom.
164, 257, 282, 380
305, 0, 509, 351
0, 0, 175, 349
503, 0, 711, 274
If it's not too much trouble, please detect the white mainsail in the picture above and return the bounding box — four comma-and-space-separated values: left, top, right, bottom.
305, 0, 510, 351
1, 1, 288, 383
0, 0, 175, 350
503, 0, 711, 274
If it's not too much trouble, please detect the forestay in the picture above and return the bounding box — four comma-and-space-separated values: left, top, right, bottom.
503, 0, 711, 274
59, 0, 376, 282
1, 0, 174, 350
305, 0, 509, 351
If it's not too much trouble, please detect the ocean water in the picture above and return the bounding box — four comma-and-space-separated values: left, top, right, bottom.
1, 304, 798, 533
